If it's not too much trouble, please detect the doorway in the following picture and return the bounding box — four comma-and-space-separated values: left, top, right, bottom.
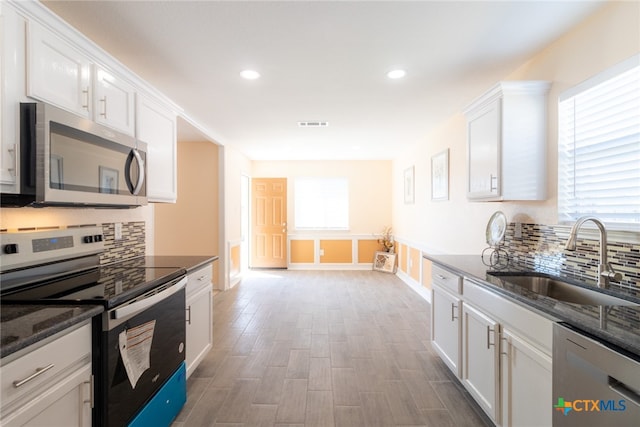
250, 177, 288, 269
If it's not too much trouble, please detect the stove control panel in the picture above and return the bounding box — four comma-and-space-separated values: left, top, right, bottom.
0, 226, 104, 272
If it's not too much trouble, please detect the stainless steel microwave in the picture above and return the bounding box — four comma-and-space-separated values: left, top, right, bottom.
2, 102, 147, 207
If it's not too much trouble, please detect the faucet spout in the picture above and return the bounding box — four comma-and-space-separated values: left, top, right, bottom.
565, 216, 622, 289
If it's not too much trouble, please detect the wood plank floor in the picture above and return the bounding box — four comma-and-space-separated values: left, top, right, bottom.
172, 270, 492, 427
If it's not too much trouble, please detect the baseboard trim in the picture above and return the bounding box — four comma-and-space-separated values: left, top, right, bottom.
396, 270, 431, 303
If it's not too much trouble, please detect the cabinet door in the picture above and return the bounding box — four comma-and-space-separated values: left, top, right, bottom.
501, 328, 552, 427
1, 5, 26, 191
467, 98, 500, 199
93, 65, 135, 135
186, 283, 213, 378
462, 303, 500, 423
136, 94, 177, 203
431, 285, 462, 377
27, 22, 91, 118
2, 364, 92, 427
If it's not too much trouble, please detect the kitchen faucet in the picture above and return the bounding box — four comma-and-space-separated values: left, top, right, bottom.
565, 216, 622, 289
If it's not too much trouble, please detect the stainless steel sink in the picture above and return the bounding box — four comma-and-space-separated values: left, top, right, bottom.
489, 273, 639, 306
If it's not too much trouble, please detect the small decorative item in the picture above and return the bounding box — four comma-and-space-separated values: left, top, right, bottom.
482, 211, 509, 267
431, 149, 449, 201
373, 251, 397, 273
377, 226, 395, 253
99, 166, 119, 194
404, 166, 415, 204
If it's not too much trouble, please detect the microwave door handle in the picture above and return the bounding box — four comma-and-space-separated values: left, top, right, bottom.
131, 149, 145, 196
113, 277, 186, 319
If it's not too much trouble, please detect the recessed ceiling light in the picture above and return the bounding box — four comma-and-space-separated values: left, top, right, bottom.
240, 70, 260, 80
387, 69, 406, 79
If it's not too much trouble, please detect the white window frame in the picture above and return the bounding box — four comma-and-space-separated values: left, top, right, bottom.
558, 54, 640, 235
294, 177, 349, 231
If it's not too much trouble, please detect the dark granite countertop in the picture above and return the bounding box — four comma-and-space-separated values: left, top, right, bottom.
144, 255, 218, 273
0, 304, 103, 359
423, 254, 640, 357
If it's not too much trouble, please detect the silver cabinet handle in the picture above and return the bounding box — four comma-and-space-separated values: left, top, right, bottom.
83, 375, 94, 408
82, 88, 90, 111
7, 144, 17, 176
186, 305, 192, 325
197, 275, 207, 282
487, 326, 496, 349
500, 336, 509, 357
451, 303, 458, 321
437, 274, 447, 280
13, 363, 55, 387
100, 96, 107, 118
490, 174, 498, 192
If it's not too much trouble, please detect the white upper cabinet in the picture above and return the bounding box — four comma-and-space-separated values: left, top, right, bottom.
0, 4, 27, 192
27, 21, 92, 118
93, 65, 136, 135
464, 81, 550, 201
27, 20, 136, 136
136, 93, 177, 203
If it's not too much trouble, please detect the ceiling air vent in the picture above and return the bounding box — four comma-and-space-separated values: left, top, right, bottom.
298, 121, 329, 128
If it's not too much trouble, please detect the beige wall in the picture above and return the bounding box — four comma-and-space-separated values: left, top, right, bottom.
155, 141, 219, 261
392, 1, 640, 255
252, 160, 392, 235
222, 144, 252, 288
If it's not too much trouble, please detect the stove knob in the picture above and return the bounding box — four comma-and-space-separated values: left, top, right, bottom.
94, 234, 103, 242
3, 243, 19, 254
84, 235, 94, 243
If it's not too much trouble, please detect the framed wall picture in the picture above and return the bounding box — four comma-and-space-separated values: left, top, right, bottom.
373, 251, 397, 273
404, 166, 415, 204
431, 149, 449, 201
99, 166, 119, 194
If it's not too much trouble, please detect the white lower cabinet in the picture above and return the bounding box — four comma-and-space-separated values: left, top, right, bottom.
0, 322, 93, 427
430, 263, 554, 427
462, 303, 501, 424
3, 364, 92, 427
185, 264, 213, 378
501, 328, 552, 427
431, 284, 462, 377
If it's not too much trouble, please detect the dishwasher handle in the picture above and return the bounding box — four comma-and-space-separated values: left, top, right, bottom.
113, 277, 187, 319
610, 377, 640, 407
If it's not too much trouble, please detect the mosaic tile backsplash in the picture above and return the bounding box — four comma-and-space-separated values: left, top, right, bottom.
503, 223, 639, 290
100, 221, 145, 265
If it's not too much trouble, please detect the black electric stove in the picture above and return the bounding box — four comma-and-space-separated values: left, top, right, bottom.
0, 226, 188, 427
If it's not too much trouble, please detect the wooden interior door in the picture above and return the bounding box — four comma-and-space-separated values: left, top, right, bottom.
251, 178, 287, 268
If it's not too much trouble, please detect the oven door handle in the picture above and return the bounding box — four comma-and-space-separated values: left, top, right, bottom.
113, 277, 187, 319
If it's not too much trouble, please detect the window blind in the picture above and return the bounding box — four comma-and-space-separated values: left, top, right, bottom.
294, 177, 349, 230
558, 56, 640, 229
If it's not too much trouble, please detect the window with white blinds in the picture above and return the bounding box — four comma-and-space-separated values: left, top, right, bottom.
558, 55, 640, 230
294, 177, 349, 230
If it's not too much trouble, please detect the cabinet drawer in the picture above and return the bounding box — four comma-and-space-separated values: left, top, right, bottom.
187, 264, 213, 296
432, 264, 462, 295
1, 322, 92, 412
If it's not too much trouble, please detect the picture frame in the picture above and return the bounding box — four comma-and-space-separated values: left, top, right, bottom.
404, 166, 415, 204
99, 166, 119, 194
373, 251, 397, 273
431, 149, 449, 201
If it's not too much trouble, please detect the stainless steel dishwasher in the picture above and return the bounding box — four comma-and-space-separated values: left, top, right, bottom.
553, 323, 640, 426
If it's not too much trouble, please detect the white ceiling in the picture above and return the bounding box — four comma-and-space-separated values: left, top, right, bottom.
42, 0, 605, 160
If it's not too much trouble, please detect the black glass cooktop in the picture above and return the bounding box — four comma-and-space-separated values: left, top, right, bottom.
2, 259, 185, 309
